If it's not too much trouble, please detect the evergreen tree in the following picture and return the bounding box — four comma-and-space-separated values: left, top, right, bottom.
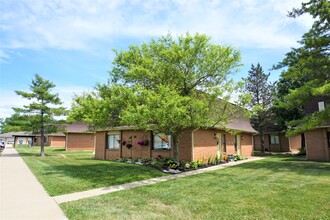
244, 63, 275, 152
274, 0, 330, 135
14, 74, 66, 156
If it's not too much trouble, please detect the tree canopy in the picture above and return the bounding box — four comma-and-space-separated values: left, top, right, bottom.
273, 0, 330, 135
14, 74, 66, 156
244, 63, 275, 152
69, 33, 248, 161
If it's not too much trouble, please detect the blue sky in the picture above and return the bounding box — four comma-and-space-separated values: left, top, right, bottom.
0, 0, 313, 118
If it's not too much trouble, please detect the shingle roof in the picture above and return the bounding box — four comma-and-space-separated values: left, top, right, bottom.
0, 132, 18, 138
65, 122, 92, 133
221, 118, 257, 133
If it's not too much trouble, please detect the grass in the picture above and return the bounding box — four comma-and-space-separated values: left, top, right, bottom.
60, 156, 330, 220
16, 146, 167, 196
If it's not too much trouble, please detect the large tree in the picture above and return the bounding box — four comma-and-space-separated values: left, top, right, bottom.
69, 33, 248, 161
274, 0, 330, 135
0, 114, 34, 133
14, 74, 66, 156
244, 63, 275, 153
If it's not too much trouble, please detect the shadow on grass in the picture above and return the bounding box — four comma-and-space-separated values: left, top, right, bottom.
231, 156, 330, 177
42, 162, 166, 187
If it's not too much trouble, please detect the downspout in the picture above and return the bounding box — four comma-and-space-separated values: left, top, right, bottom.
191, 128, 199, 162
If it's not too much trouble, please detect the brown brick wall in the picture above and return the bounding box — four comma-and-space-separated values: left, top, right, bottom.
34, 137, 50, 146
305, 128, 329, 161
240, 133, 253, 157
105, 149, 120, 160
254, 134, 289, 152
151, 149, 172, 159
67, 133, 95, 150
95, 131, 106, 160
280, 135, 290, 151
193, 129, 218, 162
178, 129, 192, 162
289, 135, 302, 150
49, 136, 66, 147
121, 130, 152, 159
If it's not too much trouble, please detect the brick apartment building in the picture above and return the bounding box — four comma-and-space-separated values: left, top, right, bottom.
95, 118, 256, 162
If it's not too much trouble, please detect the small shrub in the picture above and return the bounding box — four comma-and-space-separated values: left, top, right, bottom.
152, 160, 163, 170
189, 161, 198, 169
207, 156, 212, 165
141, 158, 153, 165
234, 154, 244, 160
197, 158, 205, 167
179, 160, 187, 170
215, 155, 221, 164
297, 147, 306, 156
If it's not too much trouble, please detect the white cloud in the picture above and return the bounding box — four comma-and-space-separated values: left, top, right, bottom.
0, 0, 313, 53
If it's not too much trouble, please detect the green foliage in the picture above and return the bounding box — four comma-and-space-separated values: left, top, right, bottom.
189, 161, 198, 169
215, 154, 222, 164
296, 147, 306, 156
69, 33, 247, 161
197, 158, 205, 167
141, 158, 153, 165
273, 0, 330, 135
244, 63, 275, 152
14, 74, 66, 156
234, 154, 244, 160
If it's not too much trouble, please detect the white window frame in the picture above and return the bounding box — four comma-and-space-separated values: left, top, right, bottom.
270, 135, 280, 145
153, 133, 171, 150
107, 133, 120, 150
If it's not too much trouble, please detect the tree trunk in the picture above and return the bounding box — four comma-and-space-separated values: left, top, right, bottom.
259, 126, 265, 153
40, 110, 45, 157
172, 135, 179, 162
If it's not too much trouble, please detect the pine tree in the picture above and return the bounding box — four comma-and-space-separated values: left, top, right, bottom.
14, 74, 66, 156
244, 63, 275, 152
273, 0, 330, 134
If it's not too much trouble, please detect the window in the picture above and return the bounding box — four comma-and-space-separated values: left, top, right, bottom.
327, 131, 330, 148
234, 135, 237, 151
153, 133, 171, 150
270, 135, 280, 144
222, 134, 226, 152
107, 134, 120, 149
318, 101, 325, 111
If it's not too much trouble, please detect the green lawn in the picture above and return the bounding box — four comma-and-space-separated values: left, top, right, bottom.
16, 146, 167, 196
60, 156, 330, 220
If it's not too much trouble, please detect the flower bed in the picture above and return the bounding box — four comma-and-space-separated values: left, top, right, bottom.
113, 154, 246, 174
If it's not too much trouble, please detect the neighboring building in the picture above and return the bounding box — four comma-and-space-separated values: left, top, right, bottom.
254, 131, 290, 152
34, 132, 66, 147
288, 97, 330, 161
11, 132, 36, 147
65, 122, 95, 151
0, 132, 16, 146
95, 118, 256, 162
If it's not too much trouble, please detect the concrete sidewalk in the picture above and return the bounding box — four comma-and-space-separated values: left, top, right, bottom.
54, 156, 265, 204
0, 146, 67, 220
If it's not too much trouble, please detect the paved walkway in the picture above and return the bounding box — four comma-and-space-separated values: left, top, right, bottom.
53, 156, 265, 204
0, 146, 68, 220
